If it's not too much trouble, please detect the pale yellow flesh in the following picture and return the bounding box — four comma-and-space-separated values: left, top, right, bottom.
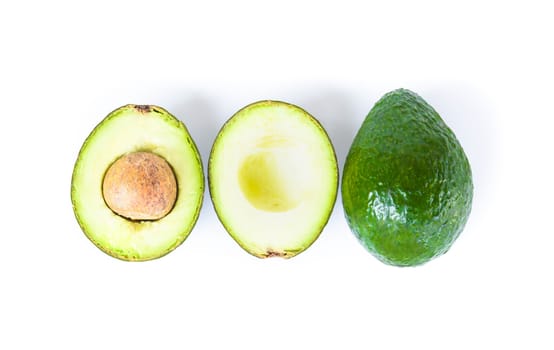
210, 101, 338, 258
239, 148, 302, 213
72, 106, 203, 261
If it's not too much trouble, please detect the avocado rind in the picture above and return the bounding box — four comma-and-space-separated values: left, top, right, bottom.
342, 89, 473, 266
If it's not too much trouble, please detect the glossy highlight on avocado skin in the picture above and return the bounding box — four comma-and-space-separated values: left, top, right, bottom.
342, 89, 473, 267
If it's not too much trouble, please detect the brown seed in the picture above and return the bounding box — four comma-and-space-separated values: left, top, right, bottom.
102, 152, 177, 220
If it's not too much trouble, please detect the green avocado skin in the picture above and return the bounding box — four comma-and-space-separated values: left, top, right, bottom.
342, 89, 473, 266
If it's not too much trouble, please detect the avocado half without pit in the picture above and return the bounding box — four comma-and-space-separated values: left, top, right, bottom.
71, 105, 204, 261
209, 101, 338, 258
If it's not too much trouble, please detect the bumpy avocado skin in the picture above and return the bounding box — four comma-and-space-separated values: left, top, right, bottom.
342, 89, 473, 266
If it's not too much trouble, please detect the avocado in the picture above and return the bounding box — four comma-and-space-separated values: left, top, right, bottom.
209, 101, 338, 258
71, 105, 204, 261
342, 89, 473, 266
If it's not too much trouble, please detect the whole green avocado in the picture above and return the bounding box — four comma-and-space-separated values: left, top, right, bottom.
342, 89, 473, 266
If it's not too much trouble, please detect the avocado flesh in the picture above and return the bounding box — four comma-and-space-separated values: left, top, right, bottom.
71, 105, 204, 261
342, 89, 473, 266
209, 101, 338, 258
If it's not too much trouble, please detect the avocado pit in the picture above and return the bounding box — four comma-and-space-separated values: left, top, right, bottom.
102, 151, 177, 221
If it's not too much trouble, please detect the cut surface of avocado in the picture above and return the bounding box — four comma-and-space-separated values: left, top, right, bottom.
209, 101, 338, 258
71, 105, 204, 261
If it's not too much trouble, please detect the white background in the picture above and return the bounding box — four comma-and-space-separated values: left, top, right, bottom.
1, 1, 552, 349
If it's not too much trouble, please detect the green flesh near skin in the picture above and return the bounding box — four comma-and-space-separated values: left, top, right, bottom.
342, 89, 473, 266
209, 101, 338, 258
71, 105, 204, 261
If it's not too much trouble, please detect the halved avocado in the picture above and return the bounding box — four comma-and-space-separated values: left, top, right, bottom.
71, 105, 204, 261
209, 101, 338, 258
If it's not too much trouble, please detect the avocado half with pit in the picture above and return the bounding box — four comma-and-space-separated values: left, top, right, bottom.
209, 101, 338, 258
71, 105, 204, 261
